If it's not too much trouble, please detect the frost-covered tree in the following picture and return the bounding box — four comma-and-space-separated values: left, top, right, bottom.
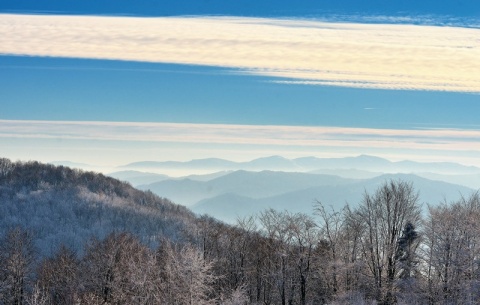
80, 232, 156, 304
423, 192, 480, 305
0, 227, 35, 305
159, 241, 218, 305
36, 245, 79, 305
352, 180, 421, 305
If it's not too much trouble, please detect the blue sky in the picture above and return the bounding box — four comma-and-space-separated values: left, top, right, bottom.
2, 56, 480, 128
1, 0, 479, 18
0, 1, 479, 170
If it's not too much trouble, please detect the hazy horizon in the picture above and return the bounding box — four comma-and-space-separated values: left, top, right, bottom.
1, 1, 479, 172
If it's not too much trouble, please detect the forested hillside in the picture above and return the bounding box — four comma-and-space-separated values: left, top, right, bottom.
1, 158, 480, 304
0, 158, 196, 256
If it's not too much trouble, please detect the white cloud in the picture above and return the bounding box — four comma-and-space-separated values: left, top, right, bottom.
0, 14, 479, 92
1, 119, 480, 152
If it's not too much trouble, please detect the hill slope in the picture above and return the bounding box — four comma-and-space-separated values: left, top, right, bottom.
0, 158, 198, 257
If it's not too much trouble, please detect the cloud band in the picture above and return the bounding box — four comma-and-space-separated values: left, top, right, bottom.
1, 119, 479, 152
1, 14, 479, 92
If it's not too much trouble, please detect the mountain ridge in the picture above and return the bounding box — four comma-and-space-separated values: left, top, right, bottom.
138, 170, 359, 206
120, 155, 480, 175
191, 173, 475, 223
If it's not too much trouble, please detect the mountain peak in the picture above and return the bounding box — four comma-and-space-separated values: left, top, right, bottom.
256, 155, 288, 160
355, 154, 388, 160
352, 154, 391, 163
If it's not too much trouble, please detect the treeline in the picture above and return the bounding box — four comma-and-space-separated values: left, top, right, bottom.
1, 158, 480, 304
1, 228, 233, 305
191, 183, 480, 305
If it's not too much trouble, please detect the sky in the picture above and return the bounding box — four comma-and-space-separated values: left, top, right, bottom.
0, 1, 479, 171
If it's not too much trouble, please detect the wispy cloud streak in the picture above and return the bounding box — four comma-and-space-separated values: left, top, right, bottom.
1, 14, 479, 92
1, 120, 480, 153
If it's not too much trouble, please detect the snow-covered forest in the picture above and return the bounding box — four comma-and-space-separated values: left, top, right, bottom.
1, 158, 479, 304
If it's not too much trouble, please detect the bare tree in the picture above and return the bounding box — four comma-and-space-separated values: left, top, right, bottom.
287, 213, 319, 305
0, 158, 14, 178
80, 232, 155, 305
423, 192, 480, 305
258, 210, 322, 305
0, 227, 35, 305
159, 241, 218, 305
36, 245, 79, 305
236, 216, 270, 304
25, 283, 47, 305
352, 180, 421, 304
219, 285, 248, 305
259, 209, 296, 305
315, 202, 344, 296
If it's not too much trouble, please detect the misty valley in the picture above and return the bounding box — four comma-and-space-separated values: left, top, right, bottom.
1, 157, 479, 305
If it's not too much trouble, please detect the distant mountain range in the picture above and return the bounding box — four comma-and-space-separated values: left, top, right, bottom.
108, 170, 170, 186
189, 173, 475, 223
47, 156, 480, 225
130, 169, 476, 224
7, 157, 479, 231
121, 155, 480, 175
136, 170, 357, 206
109, 170, 231, 187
